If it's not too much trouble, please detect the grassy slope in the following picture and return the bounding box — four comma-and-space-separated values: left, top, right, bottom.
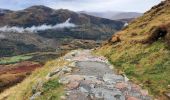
95, 0, 170, 97
0, 58, 69, 100
0, 55, 33, 65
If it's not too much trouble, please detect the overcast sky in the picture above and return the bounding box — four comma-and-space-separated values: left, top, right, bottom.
0, 0, 162, 12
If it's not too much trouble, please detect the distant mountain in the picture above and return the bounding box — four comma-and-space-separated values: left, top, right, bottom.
0, 8, 12, 15
78, 11, 119, 19
116, 18, 134, 23
111, 12, 142, 20
79, 11, 142, 22
0, 6, 123, 28
0, 5, 124, 57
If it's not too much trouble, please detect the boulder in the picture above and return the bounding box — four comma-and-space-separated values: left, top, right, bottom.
109, 34, 121, 43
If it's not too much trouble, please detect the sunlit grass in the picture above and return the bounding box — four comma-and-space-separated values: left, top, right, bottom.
94, 4, 170, 97
0, 58, 69, 100
0, 55, 32, 65
94, 41, 170, 96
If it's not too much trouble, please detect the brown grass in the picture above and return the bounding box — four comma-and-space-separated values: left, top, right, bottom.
0, 58, 69, 100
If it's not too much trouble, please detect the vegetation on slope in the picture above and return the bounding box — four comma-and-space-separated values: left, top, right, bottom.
0, 5, 124, 57
0, 57, 69, 100
0, 55, 32, 65
95, 0, 170, 98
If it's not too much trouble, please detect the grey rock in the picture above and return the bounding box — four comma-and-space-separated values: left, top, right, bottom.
59, 78, 70, 85
103, 74, 124, 84
75, 61, 113, 77
59, 75, 85, 85
46, 68, 61, 79
128, 90, 142, 99
61, 50, 152, 100
141, 96, 152, 100
30, 92, 41, 100
79, 87, 89, 93
62, 67, 72, 73
67, 91, 90, 100
91, 87, 124, 100
68, 62, 77, 68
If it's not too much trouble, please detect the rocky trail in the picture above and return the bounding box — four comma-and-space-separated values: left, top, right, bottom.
47, 50, 152, 100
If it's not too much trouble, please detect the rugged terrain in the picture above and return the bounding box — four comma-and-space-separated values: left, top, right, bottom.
0, 50, 152, 100
0, 0, 169, 99
0, 5, 124, 57
0, 5, 125, 95
0, 51, 67, 92
95, 0, 170, 99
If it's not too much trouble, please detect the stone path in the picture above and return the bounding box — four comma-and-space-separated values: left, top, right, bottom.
58, 50, 152, 100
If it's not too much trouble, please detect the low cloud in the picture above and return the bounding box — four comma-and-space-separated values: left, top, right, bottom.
0, 18, 76, 33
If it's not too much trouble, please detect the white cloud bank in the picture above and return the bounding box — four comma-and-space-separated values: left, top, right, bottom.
0, 18, 76, 33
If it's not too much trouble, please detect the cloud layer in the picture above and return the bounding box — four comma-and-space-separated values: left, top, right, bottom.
0, 0, 162, 12
0, 18, 76, 33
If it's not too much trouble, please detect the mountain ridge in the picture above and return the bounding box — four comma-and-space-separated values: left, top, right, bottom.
0, 5, 124, 57
79, 11, 142, 21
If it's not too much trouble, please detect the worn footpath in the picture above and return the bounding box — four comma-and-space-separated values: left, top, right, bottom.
48, 50, 152, 100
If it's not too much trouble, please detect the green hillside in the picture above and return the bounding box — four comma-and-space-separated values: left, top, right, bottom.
95, 0, 170, 98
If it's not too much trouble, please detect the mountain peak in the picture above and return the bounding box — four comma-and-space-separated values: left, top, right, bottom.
24, 5, 53, 12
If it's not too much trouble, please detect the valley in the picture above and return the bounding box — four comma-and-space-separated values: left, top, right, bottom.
0, 5, 124, 94
0, 5, 124, 57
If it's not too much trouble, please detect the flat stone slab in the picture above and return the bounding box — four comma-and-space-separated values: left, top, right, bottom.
60, 50, 152, 100
75, 61, 113, 77
91, 87, 125, 100
103, 74, 124, 84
